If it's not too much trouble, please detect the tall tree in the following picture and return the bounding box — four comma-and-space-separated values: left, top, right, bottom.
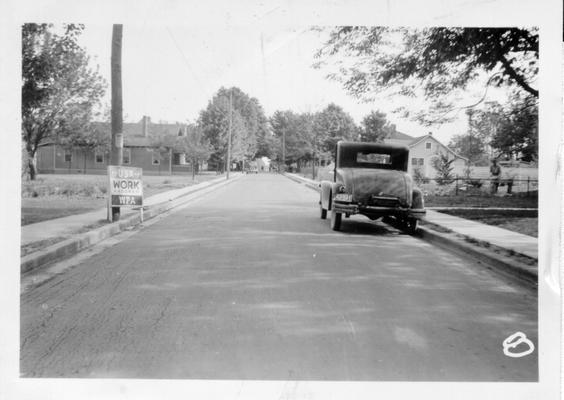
174, 125, 213, 180
58, 117, 110, 173
466, 104, 504, 148
314, 27, 538, 125
448, 133, 486, 165
312, 103, 358, 153
150, 131, 177, 174
490, 94, 538, 162
462, 94, 537, 162
198, 87, 269, 171
22, 23, 106, 179
432, 152, 455, 185
359, 110, 395, 142
270, 110, 313, 168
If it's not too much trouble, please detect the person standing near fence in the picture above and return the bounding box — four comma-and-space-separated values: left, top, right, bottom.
490, 159, 501, 194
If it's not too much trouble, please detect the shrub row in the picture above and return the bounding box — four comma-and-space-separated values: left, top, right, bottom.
22, 180, 108, 198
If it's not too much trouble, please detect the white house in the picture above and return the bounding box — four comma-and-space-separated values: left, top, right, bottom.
384, 131, 468, 177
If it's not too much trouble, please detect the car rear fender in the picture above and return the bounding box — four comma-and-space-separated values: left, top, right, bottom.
412, 187, 424, 210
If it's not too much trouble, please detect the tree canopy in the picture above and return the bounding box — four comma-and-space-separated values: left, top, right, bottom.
312, 103, 358, 152
173, 124, 213, 179
314, 27, 538, 125
490, 94, 538, 162
448, 133, 486, 165
457, 94, 537, 162
359, 110, 396, 143
270, 110, 314, 167
22, 23, 106, 179
198, 87, 269, 171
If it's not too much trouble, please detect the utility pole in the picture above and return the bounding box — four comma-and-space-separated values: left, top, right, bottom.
226, 89, 232, 179
110, 24, 123, 221
282, 129, 286, 172
312, 131, 316, 180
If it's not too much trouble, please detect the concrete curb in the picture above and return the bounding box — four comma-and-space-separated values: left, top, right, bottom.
21, 175, 241, 274
282, 172, 538, 286
283, 173, 320, 192
417, 226, 537, 286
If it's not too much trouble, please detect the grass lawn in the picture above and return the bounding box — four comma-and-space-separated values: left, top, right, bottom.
21, 173, 225, 225
22, 198, 106, 225
425, 194, 538, 209
437, 209, 538, 237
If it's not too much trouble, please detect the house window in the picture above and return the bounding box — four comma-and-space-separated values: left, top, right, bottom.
95, 151, 104, 164
64, 151, 72, 163
123, 149, 131, 164
411, 158, 424, 166
418, 158, 424, 166
425, 142, 432, 150
152, 151, 160, 165
173, 153, 186, 165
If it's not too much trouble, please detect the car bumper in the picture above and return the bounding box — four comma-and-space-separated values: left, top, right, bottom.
333, 201, 426, 219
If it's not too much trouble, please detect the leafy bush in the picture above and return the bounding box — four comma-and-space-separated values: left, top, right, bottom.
467, 179, 483, 188
22, 177, 107, 198
412, 167, 429, 185
432, 153, 455, 185
432, 184, 456, 196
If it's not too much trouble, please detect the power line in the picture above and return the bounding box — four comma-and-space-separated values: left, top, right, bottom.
165, 27, 207, 94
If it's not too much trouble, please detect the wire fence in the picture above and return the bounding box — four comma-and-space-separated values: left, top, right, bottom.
296, 165, 538, 198
416, 176, 538, 197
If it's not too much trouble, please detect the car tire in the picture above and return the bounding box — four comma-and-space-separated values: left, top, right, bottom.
330, 208, 342, 231
405, 217, 418, 234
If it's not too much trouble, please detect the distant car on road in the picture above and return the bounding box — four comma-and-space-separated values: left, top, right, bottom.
245, 166, 259, 174
319, 141, 426, 233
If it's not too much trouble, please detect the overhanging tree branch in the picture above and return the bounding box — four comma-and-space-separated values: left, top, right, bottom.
497, 53, 538, 97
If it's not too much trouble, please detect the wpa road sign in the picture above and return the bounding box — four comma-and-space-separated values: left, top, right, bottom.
108, 166, 143, 207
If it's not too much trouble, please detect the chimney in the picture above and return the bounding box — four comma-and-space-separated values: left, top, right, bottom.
142, 116, 150, 137
428, 131, 433, 136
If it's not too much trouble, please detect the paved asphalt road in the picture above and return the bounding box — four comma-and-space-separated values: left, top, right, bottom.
20, 173, 537, 381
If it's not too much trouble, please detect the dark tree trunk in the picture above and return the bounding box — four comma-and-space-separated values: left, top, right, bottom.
27, 151, 37, 180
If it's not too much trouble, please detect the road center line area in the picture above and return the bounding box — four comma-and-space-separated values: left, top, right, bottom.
20, 173, 538, 381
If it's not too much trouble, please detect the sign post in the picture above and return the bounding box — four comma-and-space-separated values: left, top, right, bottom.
107, 166, 143, 222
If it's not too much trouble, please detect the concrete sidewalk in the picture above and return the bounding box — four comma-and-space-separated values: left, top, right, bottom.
20, 174, 242, 273
21, 175, 234, 247
424, 209, 537, 260
284, 172, 538, 263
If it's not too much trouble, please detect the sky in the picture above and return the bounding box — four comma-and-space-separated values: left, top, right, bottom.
78, 24, 472, 144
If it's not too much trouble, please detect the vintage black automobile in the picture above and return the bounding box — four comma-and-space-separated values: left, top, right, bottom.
319, 141, 425, 233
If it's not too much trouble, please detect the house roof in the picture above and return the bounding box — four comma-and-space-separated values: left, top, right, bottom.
387, 130, 414, 141
409, 134, 468, 161
383, 131, 468, 162
91, 119, 185, 147
409, 135, 428, 146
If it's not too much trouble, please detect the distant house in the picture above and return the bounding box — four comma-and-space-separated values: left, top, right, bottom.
383, 131, 468, 177
36, 116, 195, 175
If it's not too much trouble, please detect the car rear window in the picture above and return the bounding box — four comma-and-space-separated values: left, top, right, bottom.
337, 143, 409, 170
356, 152, 392, 165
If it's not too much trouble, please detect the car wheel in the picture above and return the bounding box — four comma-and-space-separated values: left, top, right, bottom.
405, 217, 418, 234
330, 208, 342, 231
